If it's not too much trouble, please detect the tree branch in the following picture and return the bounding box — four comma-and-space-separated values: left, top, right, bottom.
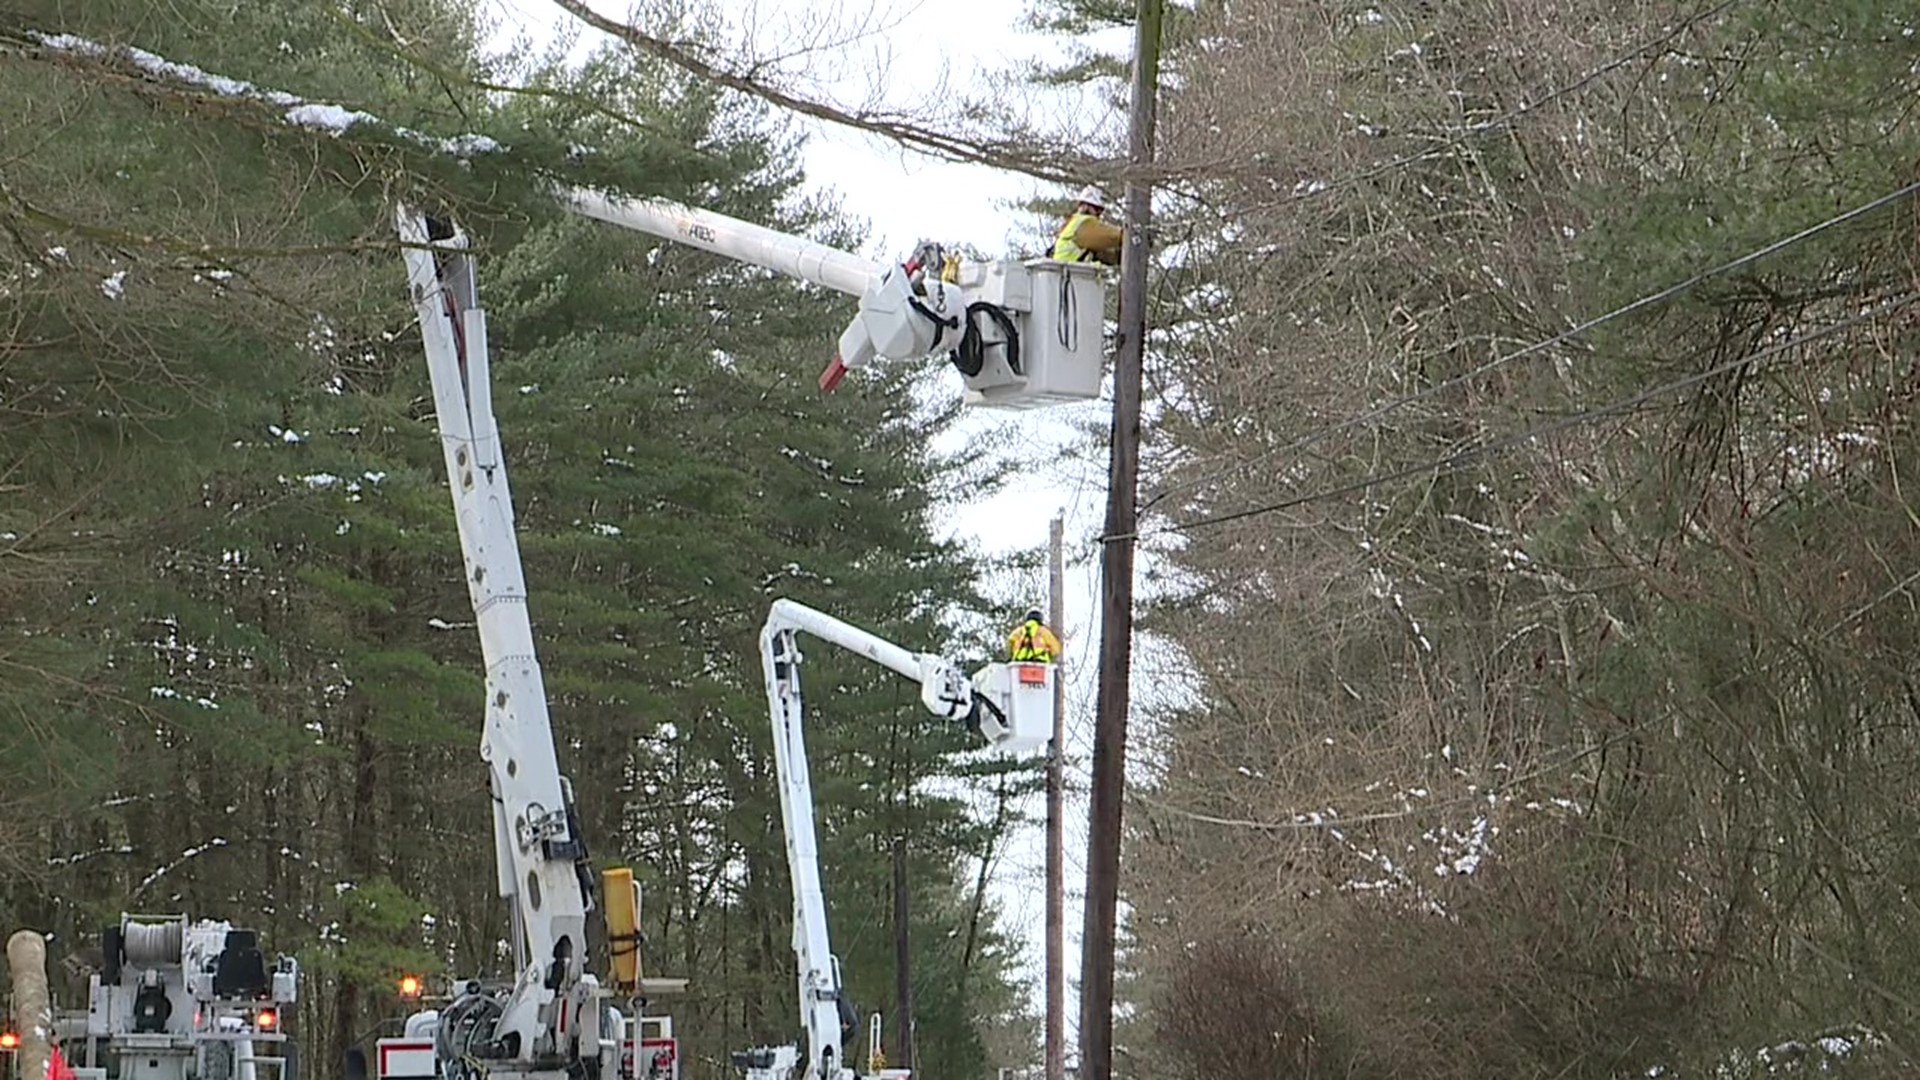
321, 6, 662, 139
545, 0, 1104, 187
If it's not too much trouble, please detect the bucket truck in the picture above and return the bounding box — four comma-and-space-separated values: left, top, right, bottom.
26, 914, 299, 1080
372, 91, 1096, 1080
6, 33, 1084, 1080
731, 600, 1053, 1080
373, 181, 1094, 1080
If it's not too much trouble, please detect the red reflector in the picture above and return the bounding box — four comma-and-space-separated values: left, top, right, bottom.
1017, 664, 1047, 686
819, 355, 849, 392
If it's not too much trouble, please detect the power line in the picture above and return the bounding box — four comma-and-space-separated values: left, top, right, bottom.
1266, 0, 1746, 205
1148, 178, 1920, 511
1145, 0, 1743, 220
1151, 290, 1918, 536
1102, 0, 1729, 328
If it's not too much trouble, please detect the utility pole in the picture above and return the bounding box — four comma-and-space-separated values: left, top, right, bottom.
1045, 513, 1067, 1080
1079, 1, 1163, 1079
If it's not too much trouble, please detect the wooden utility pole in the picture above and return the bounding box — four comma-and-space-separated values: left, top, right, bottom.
1079, 2, 1163, 1079
1045, 513, 1067, 1080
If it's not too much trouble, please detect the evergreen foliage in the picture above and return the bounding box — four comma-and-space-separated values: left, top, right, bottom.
1, 4, 1040, 1078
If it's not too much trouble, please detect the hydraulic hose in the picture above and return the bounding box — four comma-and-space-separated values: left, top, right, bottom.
949, 302, 1022, 379
969, 692, 1010, 743
436, 988, 506, 1075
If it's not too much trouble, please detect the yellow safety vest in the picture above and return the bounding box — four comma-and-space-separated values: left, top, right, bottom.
1051, 213, 1097, 262
1009, 620, 1059, 662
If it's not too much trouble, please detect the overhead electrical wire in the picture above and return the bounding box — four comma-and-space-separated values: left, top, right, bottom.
1148, 290, 1919, 537
1144, 0, 1745, 201
1141, 3, 1747, 289
1137, 0, 1765, 507
1146, 178, 1920, 514
1267, 0, 1749, 206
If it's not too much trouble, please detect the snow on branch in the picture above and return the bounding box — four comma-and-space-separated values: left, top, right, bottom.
135, 836, 229, 894
28, 31, 503, 159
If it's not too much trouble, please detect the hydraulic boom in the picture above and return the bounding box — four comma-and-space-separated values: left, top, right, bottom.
736, 600, 1052, 1080
378, 210, 676, 1080
559, 186, 1106, 408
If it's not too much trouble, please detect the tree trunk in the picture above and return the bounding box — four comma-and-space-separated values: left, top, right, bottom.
890, 837, 914, 1073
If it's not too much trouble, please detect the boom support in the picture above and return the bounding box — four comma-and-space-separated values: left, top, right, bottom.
741, 600, 1051, 1080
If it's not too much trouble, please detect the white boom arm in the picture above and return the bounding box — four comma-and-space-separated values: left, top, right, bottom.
746, 599, 1051, 1080
564, 188, 876, 297
396, 208, 611, 1080
563, 188, 964, 392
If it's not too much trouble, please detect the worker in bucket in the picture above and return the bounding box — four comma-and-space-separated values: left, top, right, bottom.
1007, 608, 1063, 663
1050, 184, 1123, 266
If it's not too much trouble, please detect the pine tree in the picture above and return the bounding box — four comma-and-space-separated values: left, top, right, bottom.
3, 4, 1048, 1076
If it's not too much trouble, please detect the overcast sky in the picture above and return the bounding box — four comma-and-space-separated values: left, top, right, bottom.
474, 0, 1128, 1061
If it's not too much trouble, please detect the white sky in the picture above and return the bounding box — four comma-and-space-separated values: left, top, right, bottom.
477, 0, 1138, 1065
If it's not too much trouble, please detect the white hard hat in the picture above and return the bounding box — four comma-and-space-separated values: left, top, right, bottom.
1075, 184, 1108, 208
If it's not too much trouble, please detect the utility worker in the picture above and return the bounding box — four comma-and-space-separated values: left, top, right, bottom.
1007, 608, 1063, 663
1050, 184, 1123, 267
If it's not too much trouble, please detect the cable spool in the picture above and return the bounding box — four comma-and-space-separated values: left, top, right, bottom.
122, 919, 186, 964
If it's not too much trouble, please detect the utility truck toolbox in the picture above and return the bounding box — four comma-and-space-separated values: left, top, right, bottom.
44, 914, 297, 1080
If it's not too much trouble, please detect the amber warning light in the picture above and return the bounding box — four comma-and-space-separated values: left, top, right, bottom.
253, 1009, 278, 1030
398, 975, 423, 999
0, 1031, 19, 1050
